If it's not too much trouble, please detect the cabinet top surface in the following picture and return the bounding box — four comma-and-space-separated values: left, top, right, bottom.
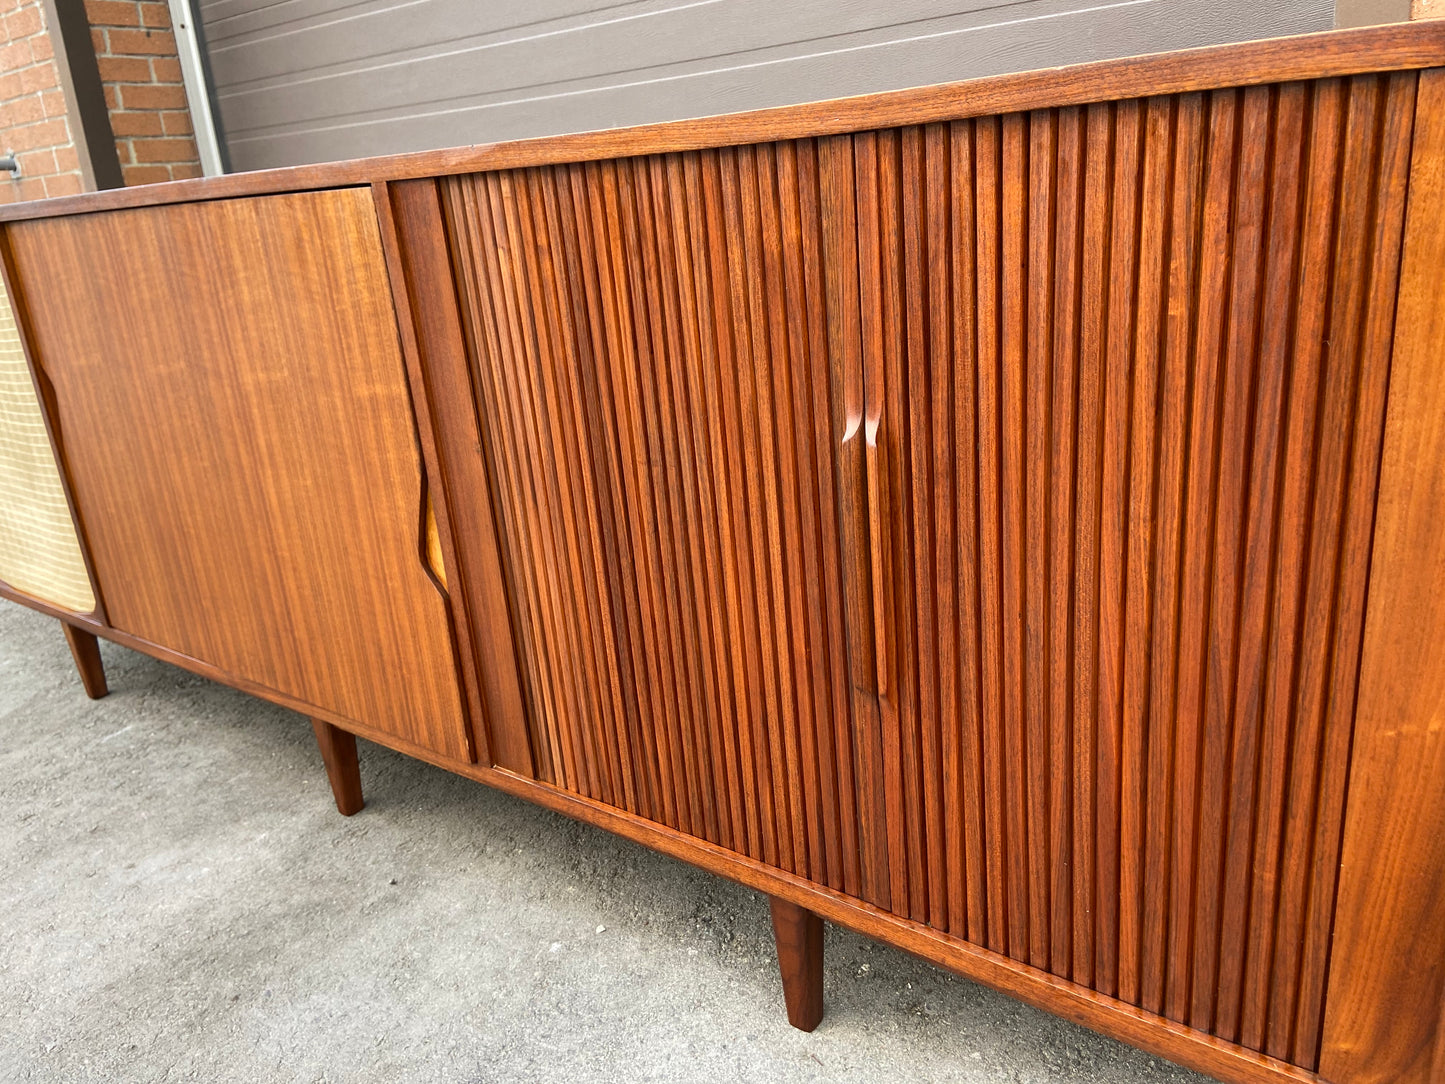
0, 21, 1441, 225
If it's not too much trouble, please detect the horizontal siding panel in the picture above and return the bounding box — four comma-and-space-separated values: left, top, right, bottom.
200, 0, 1332, 170
199, 0, 634, 86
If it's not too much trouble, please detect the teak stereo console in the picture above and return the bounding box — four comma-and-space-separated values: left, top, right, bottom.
2, 24, 1443, 1084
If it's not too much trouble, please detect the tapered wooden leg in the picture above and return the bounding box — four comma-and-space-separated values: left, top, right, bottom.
769, 896, 824, 1031
62, 623, 108, 699
311, 717, 364, 816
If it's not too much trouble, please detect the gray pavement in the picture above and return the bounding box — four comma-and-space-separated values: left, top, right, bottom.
0, 597, 1217, 1084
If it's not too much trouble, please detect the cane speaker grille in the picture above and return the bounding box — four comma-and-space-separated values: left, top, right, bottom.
0, 278, 95, 614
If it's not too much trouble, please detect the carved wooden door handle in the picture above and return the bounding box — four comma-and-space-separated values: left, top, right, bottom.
862, 318, 891, 700
864, 412, 891, 698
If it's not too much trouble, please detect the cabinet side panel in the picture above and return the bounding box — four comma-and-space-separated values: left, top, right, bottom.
1320, 66, 1445, 1084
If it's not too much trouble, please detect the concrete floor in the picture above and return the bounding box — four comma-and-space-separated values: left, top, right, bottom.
0, 597, 1218, 1084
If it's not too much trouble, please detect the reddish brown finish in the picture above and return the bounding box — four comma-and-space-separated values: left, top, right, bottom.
850, 71, 1416, 1069
769, 896, 825, 1032
293, 701, 1323, 1084
442, 146, 871, 898
6, 191, 469, 760
1319, 66, 1445, 1084
0, 577, 1333, 1083
310, 718, 364, 816
378, 178, 536, 778
0, 584, 445, 744
61, 622, 106, 699
371, 180, 484, 768
0, 26, 1442, 1084
435, 62, 1419, 1081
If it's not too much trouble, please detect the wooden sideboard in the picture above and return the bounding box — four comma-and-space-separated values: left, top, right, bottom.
1, 24, 1443, 1084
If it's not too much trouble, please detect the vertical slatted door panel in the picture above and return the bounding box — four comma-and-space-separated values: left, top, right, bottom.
439, 146, 864, 888
858, 72, 1414, 1067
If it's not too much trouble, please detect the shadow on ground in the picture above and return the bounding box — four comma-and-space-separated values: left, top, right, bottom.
0, 598, 1217, 1084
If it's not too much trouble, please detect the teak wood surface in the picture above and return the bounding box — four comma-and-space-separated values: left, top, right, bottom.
769, 897, 825, 1032
0, 24, 1442, 1084
1318, 66, 1445, 1084
5, 190, 471, 760
310, 717, 365, 817
61, 622, 106, 700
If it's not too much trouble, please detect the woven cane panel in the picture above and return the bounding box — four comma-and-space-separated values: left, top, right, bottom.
0, 279, 95, 614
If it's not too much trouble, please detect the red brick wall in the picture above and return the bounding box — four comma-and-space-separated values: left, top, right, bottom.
87, 0, 199, 184
0, 0, 84, 201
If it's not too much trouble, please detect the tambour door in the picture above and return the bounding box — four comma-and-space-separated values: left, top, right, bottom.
846, 75, 1416, 1071
5, 189, 473, 761
431, 64, 1420, 1078
439, 149, 892, 895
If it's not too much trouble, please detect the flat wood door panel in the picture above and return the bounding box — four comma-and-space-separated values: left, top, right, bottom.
6, 190, 470, 760
854, 75, 1414, 1069
440, 149, 869, 891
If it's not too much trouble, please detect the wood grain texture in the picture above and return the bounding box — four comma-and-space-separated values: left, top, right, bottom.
769, 896, 825, 1032
374, 178, 535, 775
441, 147, 864, 893
0, 577, 1326, 1084
847, 71, 1413, 1069
0, 29, 1437, 1084
6, 191, 471, 760
371, 180, 484, 767
437, 68, 1417, 1074
311, 717, 364, 816
62, 622, 106, 699
299, 694, 1324, 1084
1319, 66, 1445, 1084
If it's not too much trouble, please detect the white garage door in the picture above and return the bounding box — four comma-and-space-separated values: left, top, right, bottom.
198, 0, 1335, 173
